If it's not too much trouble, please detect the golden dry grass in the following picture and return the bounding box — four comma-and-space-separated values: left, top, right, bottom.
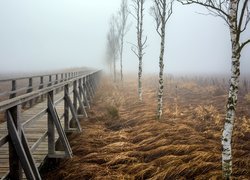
43, 75, 250, 179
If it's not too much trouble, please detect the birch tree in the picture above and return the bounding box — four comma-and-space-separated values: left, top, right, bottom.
130, 0, 147, 101
117, 0, 130, 81
178, 0, 250, 179
151, 0, 173, 119
106, 15, 120, 82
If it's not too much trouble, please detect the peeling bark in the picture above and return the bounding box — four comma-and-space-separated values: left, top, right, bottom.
131, 0, 147, 101
222, 1, 240, 178
157, 24, 166, 119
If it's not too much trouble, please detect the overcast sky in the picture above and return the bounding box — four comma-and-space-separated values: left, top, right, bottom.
0, 0, 249, 75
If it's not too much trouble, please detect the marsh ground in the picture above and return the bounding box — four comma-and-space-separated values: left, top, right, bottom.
42, 74, 250, 179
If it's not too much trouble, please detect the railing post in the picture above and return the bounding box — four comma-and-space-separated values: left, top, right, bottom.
28, 78, 33, 107
7, 105, 22, 179
60, 74, 64, 91
48, 75, 52, 87
64, 84, 69, 131
9, 80, 17, 99
78, 79, 82, 99
47, 91, 55, 155
73, 80, 77, 114
60, 74, 63, 83
64, 73, 67, 81
55, 74, 59, 93
39, 76, 44, 101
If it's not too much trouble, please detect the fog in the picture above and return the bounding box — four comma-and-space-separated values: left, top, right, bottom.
0, 0, 249, 75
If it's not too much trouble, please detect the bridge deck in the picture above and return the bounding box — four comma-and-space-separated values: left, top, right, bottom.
0, 90, 73, 179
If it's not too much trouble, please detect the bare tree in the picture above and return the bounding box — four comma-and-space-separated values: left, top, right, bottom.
151, 0, 173, 119
178, 0, 250, 179
130, 0, 147, 101
106, 15, 120, 82
117, 0, 130, 81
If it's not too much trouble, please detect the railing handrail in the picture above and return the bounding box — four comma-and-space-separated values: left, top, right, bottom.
0, 68, 93, 82
0, 68, 102, 179
0, 70, 100, 112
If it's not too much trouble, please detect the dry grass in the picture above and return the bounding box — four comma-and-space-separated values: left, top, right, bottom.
43, 75, 250, 179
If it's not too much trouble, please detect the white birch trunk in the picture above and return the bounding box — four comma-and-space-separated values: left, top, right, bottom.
120, 35, 124, 81
157, 2, 166, 119
138, 0, 144, 101
222, 1, 240, 178
113, 58, 117, 83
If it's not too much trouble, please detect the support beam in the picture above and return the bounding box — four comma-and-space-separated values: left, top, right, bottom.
47, 92, 73, 158
74, 88, 88, 118
7, 107, 41, 180
64, 92, 82, 132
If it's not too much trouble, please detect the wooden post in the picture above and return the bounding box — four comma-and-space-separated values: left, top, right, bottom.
61, 74, 64, 82
86, 76, 94, 100
48, 75, 52, 87
39, 76, 44, 101
78, 79, 82, 99
7, 105, 22, 179
28, 78, 33, 107
64, 84, 69, 131
79, 77, 90, 109
10, 80, 17, 99
55, 74, 59, 93
60, 74, 64, 91
47, 91, 55, 156
73, 80, 77, 114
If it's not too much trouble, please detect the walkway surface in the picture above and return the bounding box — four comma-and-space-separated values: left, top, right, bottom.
0, 90, 73, 179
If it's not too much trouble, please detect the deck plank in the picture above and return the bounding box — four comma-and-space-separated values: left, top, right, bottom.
0, 90, 75, 179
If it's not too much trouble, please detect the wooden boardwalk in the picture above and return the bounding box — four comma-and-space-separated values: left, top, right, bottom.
0, 69, 101, 179
0, 91, 68, 178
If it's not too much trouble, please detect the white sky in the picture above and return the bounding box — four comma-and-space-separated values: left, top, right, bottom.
0, 0, 249, 75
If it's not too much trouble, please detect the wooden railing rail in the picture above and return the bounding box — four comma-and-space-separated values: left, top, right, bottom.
0, 68, 93, 101
0, 69, 101, 179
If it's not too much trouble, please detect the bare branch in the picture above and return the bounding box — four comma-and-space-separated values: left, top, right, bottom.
142, 36, 148, 47
177, 0, 229, 19
240, 39, 250, 52
131, 47, 139, 58
238, 0, 249, 34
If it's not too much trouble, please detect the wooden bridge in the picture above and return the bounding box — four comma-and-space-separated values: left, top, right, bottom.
0, 68, 101, 179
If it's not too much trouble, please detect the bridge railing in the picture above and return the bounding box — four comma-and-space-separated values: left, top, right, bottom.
0, 68, 94, 102
0, 69, 101, 179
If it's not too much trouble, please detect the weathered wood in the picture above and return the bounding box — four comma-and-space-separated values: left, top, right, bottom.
47, 94, 72, 158
9, 80, 16, 99
74, 88, 88, 118
0, 70, 101, 179
7, 110, 41, 180
64, 92, 82, 132
73, 81, 77, 114
20, 130, 41, 180
79, 81, 90, 109
22, 108, 47, 128
0, 72, 100, 112
28, 78, 33, 107
30, 131, 48, 153
64, 84, 69, 131
0, 135, 8, 146
7, 105, 22, 179
47, 91, 55, 156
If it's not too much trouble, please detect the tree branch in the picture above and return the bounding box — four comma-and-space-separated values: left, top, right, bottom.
177, 0, 229, 19
240, 39, 250, 52
238, 0, 249, 34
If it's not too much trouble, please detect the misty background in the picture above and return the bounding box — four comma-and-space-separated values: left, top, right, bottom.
0, 0, 249, 75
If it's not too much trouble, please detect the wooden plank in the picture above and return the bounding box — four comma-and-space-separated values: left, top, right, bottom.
7, 110, 38, 180
0, 70, 101, 179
